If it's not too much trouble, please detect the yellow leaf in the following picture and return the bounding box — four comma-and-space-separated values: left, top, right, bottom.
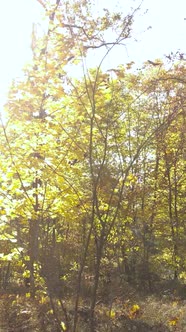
109, 310, 116, 319
48, 309, 53, 314
106, 309, 116, 319
169, 317, 178, 326
131, 304, 140, 312
40, 296, 48, 304
61, 321, 67, 330
129, 304, 141, 319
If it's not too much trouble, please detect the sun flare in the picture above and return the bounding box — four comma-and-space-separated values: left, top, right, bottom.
0, 0, 43, 116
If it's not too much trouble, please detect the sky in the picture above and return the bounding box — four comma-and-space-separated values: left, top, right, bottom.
96, 0, 186, 69
0, 0, 185, 111
129, 0, 186, 63
0, 0, 42, 108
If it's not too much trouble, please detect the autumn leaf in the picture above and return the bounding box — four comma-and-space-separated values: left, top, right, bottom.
169, 317, 179, 326
129, 304, 141, 319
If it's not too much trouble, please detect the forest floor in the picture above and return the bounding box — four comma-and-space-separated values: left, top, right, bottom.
0, 281, 186, 331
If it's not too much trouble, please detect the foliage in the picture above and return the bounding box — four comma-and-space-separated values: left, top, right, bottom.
0, 0, 186, 331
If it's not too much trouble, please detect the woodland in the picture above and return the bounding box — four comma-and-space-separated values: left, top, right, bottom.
0, 0, 186, 331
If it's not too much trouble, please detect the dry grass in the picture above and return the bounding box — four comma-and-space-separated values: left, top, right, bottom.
1, 283, 186, 331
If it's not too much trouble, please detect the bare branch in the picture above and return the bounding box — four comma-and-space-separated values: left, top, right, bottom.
36, 0, 46, 9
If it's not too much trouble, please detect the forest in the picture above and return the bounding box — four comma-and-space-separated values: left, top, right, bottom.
0, 0, 186, 331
